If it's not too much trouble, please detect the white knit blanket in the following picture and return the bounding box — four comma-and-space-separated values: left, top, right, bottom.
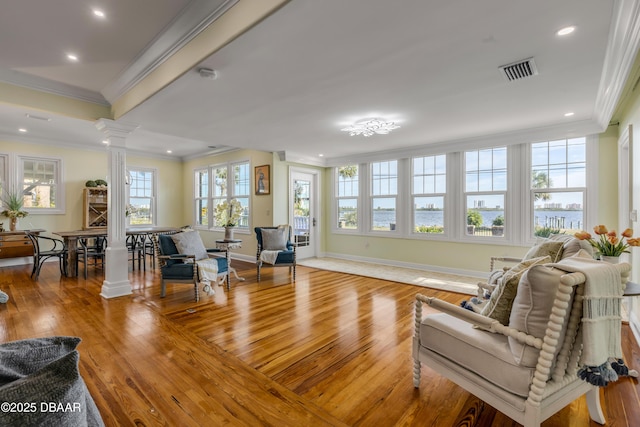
552, 256, 624, 384
260, 250, 281, 265
196, 258, 219, 282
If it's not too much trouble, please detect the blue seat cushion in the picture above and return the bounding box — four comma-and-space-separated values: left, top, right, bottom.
275, 250, 295, 264
161, 257, 228, 279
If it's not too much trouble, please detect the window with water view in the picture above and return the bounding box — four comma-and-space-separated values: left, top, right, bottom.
531, 138, 586, 237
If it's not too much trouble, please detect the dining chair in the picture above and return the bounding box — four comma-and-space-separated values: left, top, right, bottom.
77, 236, 107, 279
25, 231, 67, 280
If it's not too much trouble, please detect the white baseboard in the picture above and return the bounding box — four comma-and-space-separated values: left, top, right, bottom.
630, 311, 640, 347
0, 257, 32, 267
321, 251, 486, 279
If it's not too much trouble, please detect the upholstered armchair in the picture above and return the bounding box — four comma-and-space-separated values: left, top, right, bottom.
255, 225, 296, 282
413, 254, 631, 427
154, 232, 229, 301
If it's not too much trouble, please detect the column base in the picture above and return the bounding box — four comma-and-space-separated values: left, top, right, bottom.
100, 280, 133, 299
101, 245, 131, 298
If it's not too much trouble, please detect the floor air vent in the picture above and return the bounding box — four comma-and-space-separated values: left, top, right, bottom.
499, 58, 538, 81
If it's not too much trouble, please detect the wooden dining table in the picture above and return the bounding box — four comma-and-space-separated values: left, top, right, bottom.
55, 226, 180, 277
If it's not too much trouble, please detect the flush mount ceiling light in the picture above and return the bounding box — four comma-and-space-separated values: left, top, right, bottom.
341, 118, 400, 137
557, 26, 576, 36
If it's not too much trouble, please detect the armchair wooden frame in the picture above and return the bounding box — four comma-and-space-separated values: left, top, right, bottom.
413, 262, 631, 427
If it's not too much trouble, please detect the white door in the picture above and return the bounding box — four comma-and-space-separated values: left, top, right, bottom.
290, 169, 318, 259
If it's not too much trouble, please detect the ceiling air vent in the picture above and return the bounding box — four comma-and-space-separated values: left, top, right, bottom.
499, 58, 538, 82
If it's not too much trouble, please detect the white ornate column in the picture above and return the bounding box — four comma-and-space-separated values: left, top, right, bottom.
95, 119, 139, 298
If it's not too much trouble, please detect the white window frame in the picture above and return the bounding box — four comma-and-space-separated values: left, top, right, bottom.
194, 160, 250, 232
127, 167, 157, 226
18, 155, 65, 214
329, 136, 597, 247
524, 136, 593, 243
370, 160, 399, 234
411, 154, 447, 237
462, 146, 508, 241
0, 154, 8, 205
335, 165, 360, 232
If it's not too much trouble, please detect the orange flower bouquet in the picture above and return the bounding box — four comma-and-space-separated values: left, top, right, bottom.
574, 225, 640, 257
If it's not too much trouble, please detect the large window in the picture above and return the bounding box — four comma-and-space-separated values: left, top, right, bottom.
19, 156, 64, 213
464, 147, 507, 237
332, 136, 593, 245
0, 154, 7, 204
412, 155, 446, 234
195, 161, 250, 230
127, 168, 156, 226
371, 160, 398, 232
336, 165, 358, 230
531, 138, 586, 236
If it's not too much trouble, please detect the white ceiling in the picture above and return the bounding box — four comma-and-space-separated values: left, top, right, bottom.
0, 0, 638, 165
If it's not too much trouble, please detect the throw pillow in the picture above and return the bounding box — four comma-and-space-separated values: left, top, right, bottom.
508, 264, 569, 367
523, 241, 564, 262
171, 231, 208, 260
548, 234, 594, 259
0, 337, 105, 426
481, 255, 551, 325
261, 228, 288, 250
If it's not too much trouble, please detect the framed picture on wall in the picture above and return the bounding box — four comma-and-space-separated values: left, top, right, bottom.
255, 165, 270, 195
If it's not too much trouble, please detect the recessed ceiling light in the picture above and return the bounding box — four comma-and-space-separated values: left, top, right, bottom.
319, 154, 324, 157
166, 150, 172, 154
92, 9, 105, 18
25, 113, 51, 121
564, 112, 575, 117
18, 128, 27, 133
67, 53, 78, 62
102, 140, 109, 144
557, 26, 575, 36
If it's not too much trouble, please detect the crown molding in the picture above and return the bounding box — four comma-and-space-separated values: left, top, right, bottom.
101, 0, 238, 103
593, 0, 640, 129
0, 69, 109, 105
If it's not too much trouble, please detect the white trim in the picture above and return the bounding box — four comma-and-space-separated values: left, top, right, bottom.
593, 0, 640, 129
18, 154, 65, 215
102, 0, 239, 103
0, 69, 108, 105
126, 166, 158, 227
321, 251, 486, 280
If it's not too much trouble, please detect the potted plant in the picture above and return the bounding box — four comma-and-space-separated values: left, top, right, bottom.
467, 209, 482, 235
491, 215, 504, 236
1, 187, 28, 231
215, 199, 243, 240
575, 225, 640, 262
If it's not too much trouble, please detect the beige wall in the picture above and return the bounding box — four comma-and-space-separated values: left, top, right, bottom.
181, 149, 273, 259
0, 139, 183, 236
0, 127, 626, 277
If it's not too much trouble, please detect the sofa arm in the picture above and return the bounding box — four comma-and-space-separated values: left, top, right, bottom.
414, 294, 544, 351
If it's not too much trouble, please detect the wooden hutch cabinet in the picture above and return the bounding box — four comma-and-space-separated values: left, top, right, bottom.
83, 187, 108, 229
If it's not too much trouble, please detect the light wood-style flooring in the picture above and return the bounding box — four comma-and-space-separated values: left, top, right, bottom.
1, 258, 639, 426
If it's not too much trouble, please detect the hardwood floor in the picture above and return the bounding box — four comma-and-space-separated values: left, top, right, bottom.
1, 259, 639, 426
